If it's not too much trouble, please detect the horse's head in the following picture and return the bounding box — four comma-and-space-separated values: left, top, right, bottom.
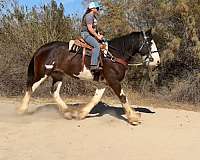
138, 29, 160, 67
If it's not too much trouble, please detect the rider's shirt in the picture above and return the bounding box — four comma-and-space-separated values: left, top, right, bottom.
81, 13, 97, 33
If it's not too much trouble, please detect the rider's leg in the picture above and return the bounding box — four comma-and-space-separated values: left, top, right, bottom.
84, 35, 100, 70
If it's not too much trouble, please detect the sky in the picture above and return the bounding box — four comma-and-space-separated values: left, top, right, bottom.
17, 0, 85, 16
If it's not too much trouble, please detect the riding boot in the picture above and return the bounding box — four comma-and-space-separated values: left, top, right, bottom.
90, 65, 100, 81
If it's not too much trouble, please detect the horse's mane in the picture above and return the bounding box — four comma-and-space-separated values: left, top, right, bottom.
108, 32, 141, 56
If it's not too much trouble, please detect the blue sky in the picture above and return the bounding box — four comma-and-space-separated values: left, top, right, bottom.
17, 0, 85, 16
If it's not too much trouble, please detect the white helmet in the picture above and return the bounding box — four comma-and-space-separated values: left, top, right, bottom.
88, 2, 101, 9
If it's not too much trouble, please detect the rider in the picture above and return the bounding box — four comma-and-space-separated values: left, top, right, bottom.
80, 1, 104, 72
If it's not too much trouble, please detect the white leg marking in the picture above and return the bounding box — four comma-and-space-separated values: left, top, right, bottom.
122, 101, 132, 112
120, 90, 132, 112
17, 91, 31, 114
81, 88, 105, 115
120, 89, 125, 96
120, 92, 141, 125
73, 65, 93, 80
32, 75, 48, 92
53, 81, 68, 112
120, 89, 128, 102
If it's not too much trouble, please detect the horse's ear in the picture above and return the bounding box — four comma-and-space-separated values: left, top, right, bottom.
145, 28, 152, 37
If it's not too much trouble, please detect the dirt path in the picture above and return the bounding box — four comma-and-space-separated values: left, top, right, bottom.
0, 99, 200, 160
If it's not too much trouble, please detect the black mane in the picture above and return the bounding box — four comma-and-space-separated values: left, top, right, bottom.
108, 32, 141, 59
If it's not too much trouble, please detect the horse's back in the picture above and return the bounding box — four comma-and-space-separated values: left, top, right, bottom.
32, 41, 70, 69
33, 41, 69, 56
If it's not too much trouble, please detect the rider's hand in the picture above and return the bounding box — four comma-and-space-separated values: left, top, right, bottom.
97, 34, 104, 41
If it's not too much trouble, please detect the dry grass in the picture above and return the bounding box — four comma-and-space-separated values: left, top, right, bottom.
170, 73, 200, 104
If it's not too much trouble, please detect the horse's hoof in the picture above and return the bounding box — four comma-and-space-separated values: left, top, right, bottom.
64, 112, 73, 120
64, 109, 81, 120
128, 119, 141, 125
59, 107, 68, 114
16, 107, 27, 115
127, 112, 141, 125
76, 111, 86, 120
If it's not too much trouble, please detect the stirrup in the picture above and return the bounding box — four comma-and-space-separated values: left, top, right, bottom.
90, 65, 99, 72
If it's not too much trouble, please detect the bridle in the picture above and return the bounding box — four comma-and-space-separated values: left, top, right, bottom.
102, 31, 158, 67
138, 31, 150, 53
138, 31, 155, 63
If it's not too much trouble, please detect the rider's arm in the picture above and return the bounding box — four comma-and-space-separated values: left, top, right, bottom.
87, 24, 99, 38
87, 24, 103, 40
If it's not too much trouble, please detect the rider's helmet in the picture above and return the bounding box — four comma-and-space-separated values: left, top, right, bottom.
88, 1, 101, 10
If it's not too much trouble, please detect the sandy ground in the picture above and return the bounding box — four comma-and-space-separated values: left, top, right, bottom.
0, 99, 200, 160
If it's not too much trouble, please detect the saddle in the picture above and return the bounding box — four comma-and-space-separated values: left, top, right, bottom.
69, 37, 128, 70
69, 37, 107, 68
69, 37, 107, 51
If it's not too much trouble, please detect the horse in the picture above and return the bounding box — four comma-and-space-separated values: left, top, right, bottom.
17, 29, 160, 125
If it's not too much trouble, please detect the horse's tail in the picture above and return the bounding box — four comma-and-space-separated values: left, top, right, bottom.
26, 55, 35, 90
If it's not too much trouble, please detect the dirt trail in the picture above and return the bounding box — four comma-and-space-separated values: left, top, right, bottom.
0, 99, 199, 160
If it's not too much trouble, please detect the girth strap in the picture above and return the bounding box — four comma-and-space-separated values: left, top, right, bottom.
111, 57, 128, 68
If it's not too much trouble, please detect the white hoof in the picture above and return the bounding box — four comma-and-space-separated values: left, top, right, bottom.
16, 106, 27, 114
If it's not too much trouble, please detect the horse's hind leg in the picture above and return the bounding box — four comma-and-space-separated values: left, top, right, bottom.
17, 75, 48, 114
51, 75, 68, 113
64, 88, 105, 120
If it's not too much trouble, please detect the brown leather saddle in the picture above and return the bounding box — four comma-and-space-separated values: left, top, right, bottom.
70, 37, 107, 71
74, 37, 107, 50
69, 37, 128, 73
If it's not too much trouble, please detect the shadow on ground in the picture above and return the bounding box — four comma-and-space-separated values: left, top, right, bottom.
29, 101, 155, 123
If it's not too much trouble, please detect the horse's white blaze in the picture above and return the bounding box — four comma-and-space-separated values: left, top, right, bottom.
143, 40, 160, 67
74, 65, 93, 80
82, 88, 105, 114
53, 81, 68, 110
150, 40, 160, 66
17, 91, 31, 113
32, 75, 48, 92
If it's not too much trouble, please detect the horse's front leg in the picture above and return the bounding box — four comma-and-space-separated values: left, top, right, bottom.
119, 89, 141, 125
108, 80, 141, 125
64, 88, 105, 120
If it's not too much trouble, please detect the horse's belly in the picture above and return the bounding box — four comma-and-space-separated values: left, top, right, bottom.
73, 65, 93, 80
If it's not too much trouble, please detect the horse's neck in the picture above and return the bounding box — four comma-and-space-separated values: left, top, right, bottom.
108, 33, 140, 60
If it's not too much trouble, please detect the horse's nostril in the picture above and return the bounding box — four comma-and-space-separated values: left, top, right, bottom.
157, 61, 160, 64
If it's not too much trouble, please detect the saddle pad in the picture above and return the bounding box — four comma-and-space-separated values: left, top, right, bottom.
75, 39, 92, 50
